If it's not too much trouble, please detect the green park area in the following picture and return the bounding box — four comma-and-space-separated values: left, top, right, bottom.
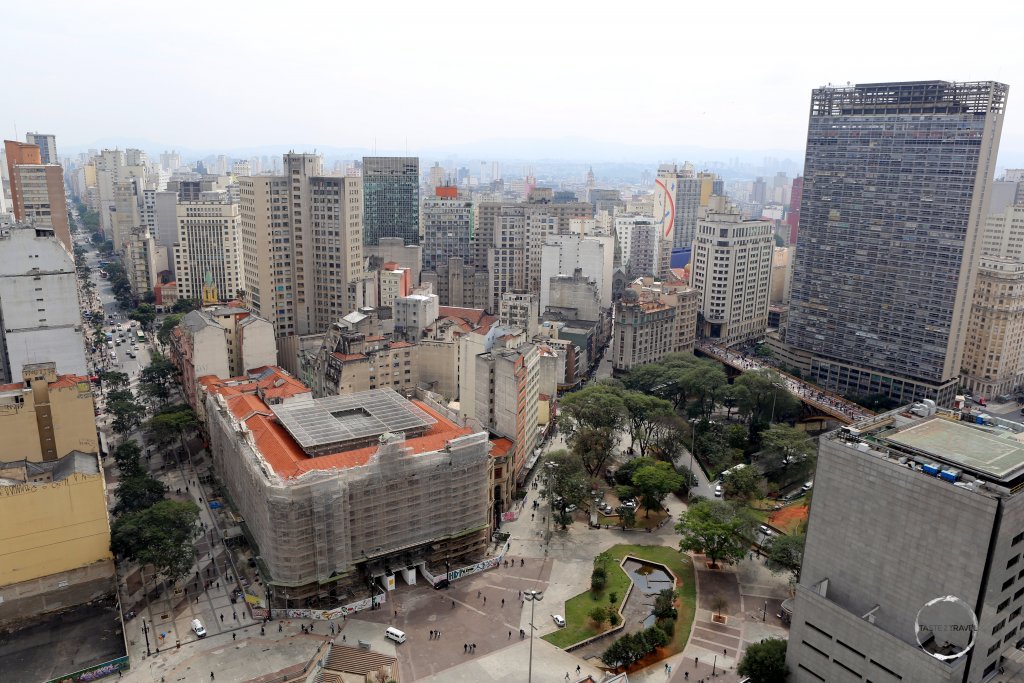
542, 544, 696, 654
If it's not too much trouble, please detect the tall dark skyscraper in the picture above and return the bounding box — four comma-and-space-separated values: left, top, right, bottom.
362, 156, 420, 246
786, 81, 1008, 405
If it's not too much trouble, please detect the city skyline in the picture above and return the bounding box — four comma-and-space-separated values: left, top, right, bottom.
5, 1, 1024, 166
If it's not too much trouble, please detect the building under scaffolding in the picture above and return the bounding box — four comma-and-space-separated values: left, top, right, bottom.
205, 385, 493, 609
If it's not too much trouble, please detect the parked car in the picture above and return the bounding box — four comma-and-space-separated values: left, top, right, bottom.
714, 484, 723, 497
759, 525, 773, 536
552, 614, 566, 627
802, 481, 814, 493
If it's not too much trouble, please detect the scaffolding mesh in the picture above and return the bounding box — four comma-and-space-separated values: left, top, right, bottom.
207, 392, 491, 592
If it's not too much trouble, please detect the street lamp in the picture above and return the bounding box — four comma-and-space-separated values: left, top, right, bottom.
770, 381, 785, 423
544, 462, 559, 542
688, 418, 699, 498
524, 590, 544, 683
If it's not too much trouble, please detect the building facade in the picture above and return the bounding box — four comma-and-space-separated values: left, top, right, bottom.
11, 164, 71, 252
611, 278, 699, 372
205, 385, 492, 608
690, 196, 774, 346
960, 258, 1024, 398
174, 197, 242, 303
786, 81, 1008, 405
361, 157, 419, 246
787, 408, 1024, 682
0, 223, 87, 381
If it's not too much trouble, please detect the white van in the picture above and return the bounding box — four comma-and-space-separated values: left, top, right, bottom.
385, 627, 406, 643
192, 618, 207, 638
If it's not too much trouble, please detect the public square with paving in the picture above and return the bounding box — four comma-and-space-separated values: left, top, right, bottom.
115, 452, 792, 683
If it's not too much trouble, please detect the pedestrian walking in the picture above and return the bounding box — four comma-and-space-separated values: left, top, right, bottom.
210, 674, 215, 680
220, 614, 224, 622
483, 596, 486, 604
451, 600, 455, 608
501, 598, 505, 607
508, 630, 512, 639
232, 633, 236, 641
520, 558, 524, 567
464, 643, 468, 653
577, 665, 581, 674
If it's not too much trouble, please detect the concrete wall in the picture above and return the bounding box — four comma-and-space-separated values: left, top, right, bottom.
0, 470, 112, 586
417, 339, 458, 400
0, 380, 97, 463
239, 316, 277, 373
0, 561, 116, 630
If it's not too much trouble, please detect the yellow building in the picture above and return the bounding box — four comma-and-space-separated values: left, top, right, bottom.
0, 451, 114, 625
0, 363, 98, 463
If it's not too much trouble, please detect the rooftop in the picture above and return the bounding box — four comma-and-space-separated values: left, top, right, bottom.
881, 417, 1024, 482
270, 388, 437, 453
215, 387, 473, 479
837, 406, 1024, 489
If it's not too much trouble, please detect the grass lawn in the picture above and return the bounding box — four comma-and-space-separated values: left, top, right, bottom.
542, 556, 632, 648
542, 544, 696, 655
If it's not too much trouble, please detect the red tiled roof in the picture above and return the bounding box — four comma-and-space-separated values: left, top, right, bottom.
210, 384, 473, 480
0, 382, 24, 392
332, 352, 368, 363
51, 374, 90, 389
489, 437, 514, 457
388, 341, 415, 349
436, 307, 498, 335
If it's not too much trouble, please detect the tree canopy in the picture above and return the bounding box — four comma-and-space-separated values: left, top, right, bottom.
128, 303, 157, 330
758, 424, 816, 482
99, 370, 129, 388
737, 638, 789, 683
158, 313, 183, 345
621, 391, 675, 458
540, 450, 589, 529
145, 404, 199, 452
722, 464, 763, 500
765, 532, 806, 583
108, 388, 147, 436
139, 354, 178, 405
732, 370, 799, 437
632, 461, 686, 517
676, 498, 757, 567
110, 499, 201, 582
113, 471, 168, 516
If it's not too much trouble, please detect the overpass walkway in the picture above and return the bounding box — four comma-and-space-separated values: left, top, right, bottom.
696, 341, 873, 425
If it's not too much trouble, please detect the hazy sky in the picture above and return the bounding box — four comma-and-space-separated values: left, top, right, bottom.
5, 0, 1024, 165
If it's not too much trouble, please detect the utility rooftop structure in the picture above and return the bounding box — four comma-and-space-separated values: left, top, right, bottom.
271, 388, 437, 455
787, 404, 1024, 682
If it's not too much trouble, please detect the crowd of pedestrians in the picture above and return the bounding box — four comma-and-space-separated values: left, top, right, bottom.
697, 341, 871, 423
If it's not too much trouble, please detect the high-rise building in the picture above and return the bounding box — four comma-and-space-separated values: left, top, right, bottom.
238, 154, 364, 372
361, 156, 419, 246
786, 81, 1007, 405
690, 196, 774, 346
422, 186, 473, 273
474, 340, 540, 501
4, 140, 72, 252
787, 406, 1024, 682
787, 175, 803, 244
174, 196, 242, 303
960, 258, 1024, 398
653, 163, 702, 252
0, 223, 87, 382
11, 163, 71, 252
611, 277, 698, 372
25, 133, 57, 165
539, 234, 614, 313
